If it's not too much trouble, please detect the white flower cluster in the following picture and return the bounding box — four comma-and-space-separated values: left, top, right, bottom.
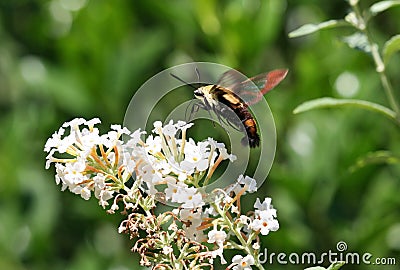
131, 120, 236, 208
200, 193, 279, 265
44, 118, 133, 207
250, 197, 279, 235
44, 118, 238, 209
231, 254, 255, 270
45, 118, 280, 270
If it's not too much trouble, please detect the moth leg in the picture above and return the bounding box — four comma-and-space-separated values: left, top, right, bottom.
218, 107, 242, 132
201, 99, 217, 128
186, 100, 201, 122
212, 106, 239, 134
213, 106, 225, 128
224, 115, 243, 132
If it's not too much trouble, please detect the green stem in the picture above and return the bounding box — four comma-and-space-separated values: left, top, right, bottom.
123, 185, 153, 216
352, 2, 400, 121
177, 243, 190, 262
211, 202, 264, 270
377, 63, 400, 119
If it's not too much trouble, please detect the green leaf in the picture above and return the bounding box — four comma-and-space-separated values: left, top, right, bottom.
370, 0, 400, 15
328, 261, 345, 270
293, 97, 397, 122
288, 20, 348, 38
350, 151, 400, 172
383, 34, 400, 63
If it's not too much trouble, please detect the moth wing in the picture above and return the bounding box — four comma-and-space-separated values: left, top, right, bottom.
216, 70, 248, 90
228, 69, 288, 105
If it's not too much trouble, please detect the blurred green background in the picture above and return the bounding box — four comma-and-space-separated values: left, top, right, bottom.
1, 0, 400, 269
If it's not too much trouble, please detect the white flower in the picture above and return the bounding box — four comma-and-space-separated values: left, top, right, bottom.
207, 225, 227, 247
238, 175, 257, 193
145, 135, 162, 154
179, 208, 202, 228
80, 127, 101, 150
175, 120, 193, 131
175, 160, 196, 180
44, 127, 65, 153
121, 151, 136, 173
204, 206, 218, 216
86, 118, 101, 128
101, 127, 126, 149
95, 189, 114, 208
254, 197, 271, 211
218, 147, 237, 162
175, 187, 204, 208
227, 175, 258, 195
250, 210, 279, 235
182, 222, 206, 243
143, 162, 163, 182
80, 187, 91, 200
110, 124, 130, 135
254, 197, 277, 217
183, 140, 210, 172
45, 130, 76, 155
62, 118, 86, 128
162, 246, 173, 255
63, 160, 86, 186
118, 221, 126, 234
223, 195, 233, 204
252, 242, 260, 250
168, 222, 178, 232
232, 254, 255, 270
54, 163, 65, 185
162, 120, 178, 137
126, 129, 146, 147
165, 177, 188, 201
210, 246, 227, 264
93, 173, 106, 189
45, 119, 239, 215
239, 215, 250, 226
154, 158, 173, 175
153, 121, 163, 129
207, 137, 225, 149
71, 185, 91, 200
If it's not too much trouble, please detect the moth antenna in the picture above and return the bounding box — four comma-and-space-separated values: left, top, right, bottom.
195, 67, 201, 82
170, 73, 197, 89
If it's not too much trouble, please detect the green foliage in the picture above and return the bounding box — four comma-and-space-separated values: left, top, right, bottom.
293, 97, 397, 122
350, 150, 400, 172
370, 0, 400, 14
288, 20, 349, 38
383, 34, 400, 63
289, 2, 400, 268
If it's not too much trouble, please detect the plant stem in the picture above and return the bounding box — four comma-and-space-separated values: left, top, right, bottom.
352, 2, 400, 122
211, 202, 265, 270
376, 61, 400, 120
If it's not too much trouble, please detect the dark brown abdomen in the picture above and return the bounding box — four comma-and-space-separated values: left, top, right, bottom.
214, 87, 260, 147
235, 106, 260, 147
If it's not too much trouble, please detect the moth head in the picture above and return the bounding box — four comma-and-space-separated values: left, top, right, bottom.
194, 87, 206, 99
